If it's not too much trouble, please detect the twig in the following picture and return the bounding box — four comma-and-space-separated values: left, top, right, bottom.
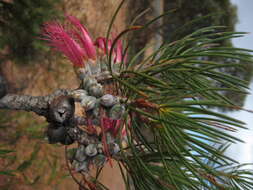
0, 89, 71, 117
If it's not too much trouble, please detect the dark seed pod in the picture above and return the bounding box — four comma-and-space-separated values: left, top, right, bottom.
60, 134, 74, 145
46, 123, 74, 145
0, 75, 7, 99
46, 124, 67, 144
49, 96, 75, 124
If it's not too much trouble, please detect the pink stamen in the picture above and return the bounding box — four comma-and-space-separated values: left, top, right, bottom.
66, 15, 96, 60
42, 22, 85, 67
94, 37, 113, 55
114, 39, 124, 63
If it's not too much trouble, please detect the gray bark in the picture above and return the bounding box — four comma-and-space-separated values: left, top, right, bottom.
0, 89, 71, 117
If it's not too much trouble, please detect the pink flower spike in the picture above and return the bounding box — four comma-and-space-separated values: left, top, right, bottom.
102, 117, 115, 132
114, 39, 124, 64
102, 117, 124, 137
42, 22, 85, 67
94, 37, 113, 55
94, 37, 106, 54
66, 15, 96, 60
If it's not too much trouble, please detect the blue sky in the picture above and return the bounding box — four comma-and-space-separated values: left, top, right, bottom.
226, 0, 253, 168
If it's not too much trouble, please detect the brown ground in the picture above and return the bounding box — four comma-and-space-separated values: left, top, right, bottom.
0, 1, 129, 189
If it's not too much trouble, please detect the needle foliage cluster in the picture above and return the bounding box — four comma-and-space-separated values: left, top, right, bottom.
101, 1, 253, 189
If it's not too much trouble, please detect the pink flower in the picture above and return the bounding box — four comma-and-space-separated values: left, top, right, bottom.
102, 117, 123, 137
94, 37, 112, 55
66, 15, 96, 60
94, 37, 125, 64
42, 15, 96, 67
42, 15, 127, 67
43, 22, 86, 67
114, 39, 124, 63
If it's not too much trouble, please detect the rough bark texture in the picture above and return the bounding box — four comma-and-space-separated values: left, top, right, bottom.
0, 89, 70, 116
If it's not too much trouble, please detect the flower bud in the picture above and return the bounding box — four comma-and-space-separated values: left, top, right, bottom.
85, 144, 98, 157
97, 143, 104, 154
88, 83, 103, 98
73, 160, 89, 172
100, 94, 118, 107
109, 104, 125, 120
75, 145, 87, 162
108, 142, 120, 155
49, 96, 75, 124
81, 96, 97, 110
71, 89, 88, 102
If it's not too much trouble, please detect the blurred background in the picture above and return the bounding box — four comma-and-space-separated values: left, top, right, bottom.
0, 0, 252, 189
226, 0, 253, 169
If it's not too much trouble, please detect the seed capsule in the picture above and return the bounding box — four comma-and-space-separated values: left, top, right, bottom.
46, 124, 67, 144
60, 134, 74, 145
75, 145, 87, 162
46, 123, 74, 145
82, 77, 97, 90
100, 94, 118, 107
74, 67, 89, 80
85, 144, 98, 157
49, 96, 75, 124
109, 104, 125, 119
88, 84, 103, 98
73, 160, 89, 172
108, 142, 120, 155
97, 143, 104, 154
81, 96, 97, 110
71, 89, 88, 102
91, 99, 100, 118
